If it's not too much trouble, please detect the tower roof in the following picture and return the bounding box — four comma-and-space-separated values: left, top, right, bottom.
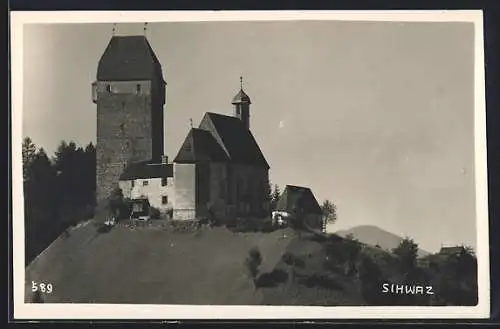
231, 89, 251, 104
97, 35, 165, 82
231, 76, 251, 104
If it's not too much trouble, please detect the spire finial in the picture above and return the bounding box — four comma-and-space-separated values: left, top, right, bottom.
112, 23, 116, 36
144, 22, 148, 35
240, 76, 243, 90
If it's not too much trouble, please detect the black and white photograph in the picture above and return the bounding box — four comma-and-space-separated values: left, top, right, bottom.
11, 10, 490, 319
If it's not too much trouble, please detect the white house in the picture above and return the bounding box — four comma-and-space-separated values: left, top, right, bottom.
118, 156, 174, 213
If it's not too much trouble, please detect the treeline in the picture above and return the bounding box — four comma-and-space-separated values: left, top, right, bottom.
354, 237, 478, 306
22, 137, 96, 264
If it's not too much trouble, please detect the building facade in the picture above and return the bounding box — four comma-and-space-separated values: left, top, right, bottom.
94, 34, 270, 221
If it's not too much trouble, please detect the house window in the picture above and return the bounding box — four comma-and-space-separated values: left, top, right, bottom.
161, 177, 168, 186
162, 196, 168, 204
136, 84, 141, 94
106, 84, 111, 92
143, 180, 149, 186
131, 180, 135, 188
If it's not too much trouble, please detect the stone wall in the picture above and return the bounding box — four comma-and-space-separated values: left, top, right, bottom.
94, 79, 164, 202
209, 162, 228, 220
227, 164, 269, 217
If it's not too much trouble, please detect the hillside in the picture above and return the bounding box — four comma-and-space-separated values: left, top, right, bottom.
335, 225, 430, 258
26, 220, 365, 305
26, 219, 476, 306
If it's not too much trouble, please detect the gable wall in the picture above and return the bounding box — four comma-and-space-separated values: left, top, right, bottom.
172, 163, 197, 220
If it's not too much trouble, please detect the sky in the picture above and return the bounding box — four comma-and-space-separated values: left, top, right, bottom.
22, 20, 478, 252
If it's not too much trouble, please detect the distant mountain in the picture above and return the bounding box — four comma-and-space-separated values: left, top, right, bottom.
335, 225, 430, 258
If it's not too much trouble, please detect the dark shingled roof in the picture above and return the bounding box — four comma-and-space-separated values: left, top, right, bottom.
199, 112, 269, 169
119, 160, 173, 180
232, 89, 251, 104
275, 185, 323, 215
173, 128, 229, 164
97, 35, 165, 82
439, 246, 466, 255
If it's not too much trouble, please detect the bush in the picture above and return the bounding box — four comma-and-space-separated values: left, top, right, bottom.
149, 206, 161, 219
96, 223, 112, 234
358, 255, 385, 305
298, 273, 343, 290
170, 220, 201, 233
255, 268, 288, 288
282, 252, 306, 269
245, 247, 262, 282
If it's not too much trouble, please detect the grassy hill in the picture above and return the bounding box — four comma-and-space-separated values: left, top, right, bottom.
336, 225, 431, 258
25, 219, 477, 306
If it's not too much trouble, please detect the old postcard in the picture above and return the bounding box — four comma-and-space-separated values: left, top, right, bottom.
11, 10, 490, 319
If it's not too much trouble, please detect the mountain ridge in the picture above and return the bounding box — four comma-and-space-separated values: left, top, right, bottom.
335, 224, 431, 258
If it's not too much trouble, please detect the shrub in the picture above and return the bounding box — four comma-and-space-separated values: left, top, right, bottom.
282, 252, 306, 269
358, 255, 385, 305
245, 247, 262, 282
298, 273, 343, 290
149, 206, 161, 220
96, 223, 112, 234
255, 268, 288, 288
171, 220, 201, 233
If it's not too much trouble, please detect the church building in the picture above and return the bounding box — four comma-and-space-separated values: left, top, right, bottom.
92, 34, 270, 221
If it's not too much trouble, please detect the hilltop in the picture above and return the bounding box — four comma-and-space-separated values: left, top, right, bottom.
336, 225, 431, 258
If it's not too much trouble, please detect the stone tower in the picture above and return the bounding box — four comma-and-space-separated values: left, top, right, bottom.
92, 35, 166, 203
232, 76, 251, 130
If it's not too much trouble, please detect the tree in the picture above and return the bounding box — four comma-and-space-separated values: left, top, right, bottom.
22, 137, 37, 181
343, 239, 362, 276
358, 255, 385, 305
269, 184, 281, 212
108, 187, 125, 220
24, 147, 59, 263
392, 237, 419, 272
321, 199, 337, 224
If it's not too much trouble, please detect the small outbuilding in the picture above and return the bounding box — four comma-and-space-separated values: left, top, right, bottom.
273, 185, 324, 231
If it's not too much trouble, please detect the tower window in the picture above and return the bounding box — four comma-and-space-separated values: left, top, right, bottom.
143, 180, 149, 186
162, 196, 168, 204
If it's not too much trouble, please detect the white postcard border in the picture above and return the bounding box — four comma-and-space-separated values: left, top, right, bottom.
10, 10, 490, 320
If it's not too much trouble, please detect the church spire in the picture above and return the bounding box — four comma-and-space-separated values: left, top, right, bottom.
232, 76, 251, 130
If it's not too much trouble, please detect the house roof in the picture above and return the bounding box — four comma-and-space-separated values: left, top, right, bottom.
198, 112, 269, 168
97, 35, 165, 82
119, 160, 173, 180
439, 246, 465, 255
232, 89, 251, 104
275, 185, 323, 215
173, 128, 230, 164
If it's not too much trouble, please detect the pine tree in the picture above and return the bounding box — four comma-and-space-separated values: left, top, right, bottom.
22, 137, 37, 181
